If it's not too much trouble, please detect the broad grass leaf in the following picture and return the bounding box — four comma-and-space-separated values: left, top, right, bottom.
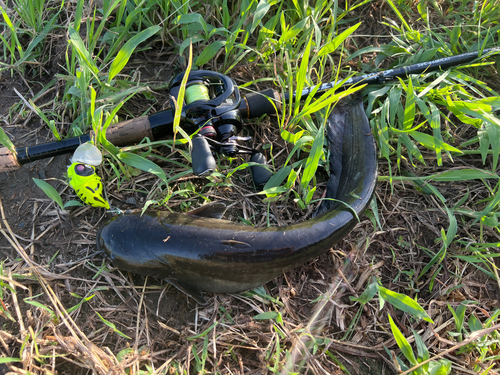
24, 298, 55, 317
399, 133, 425, 166
409, 131, 461, 153
0, 7, 23, 58
448, 303, 466, 332
478, 126, 490, 165
483, 119, 499, 171
347, 45, 408, 63
300, 123, 324, 190
68, 27, 98, 74
351, 281, 378, 304
401, 171, 446, 202
251, 0, 271, 33
108, 25, 160, 82
253, 311, 279, 320
95, 311, 131, 339
196, 41, 226, 66
432, 169, 498, 181
28, 99, 61, 140
477, 187, 500, 223
428, 359, 452, 375
412, 329, 430, 366
179, 36, 205, 56
385, 0, 411, 31
262, 135, 312, 193
378, 286, 433, 323
32, 178, 63, 209
173, 44, 193, 145
298, 85, 364, 119
20, 12, 58, 65
279, 17, 308, 44
0, 358, 20, 364
365, 86, 391, 118
317, 22, 361, 58
402, 78, 415, 130
415, 97, 447, 165
294, 34, 313, 116
117, 152, 167, 184
387, 314, 417, 365
468, 315, 483, 332
378, 99, 390, 160
418, 243, 446, 282
417, 1, 428, 22
63, 200, 83, 208
369, 197, 382, 230
176, 13, 208, 34
263, 165, 293, 193
0, 127, 15, 153
388, 86, 402, 126
281, 129, 304, 144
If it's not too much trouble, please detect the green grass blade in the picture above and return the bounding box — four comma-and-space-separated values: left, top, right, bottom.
0, 358, 21, 364
401, 78, 416, 131
378, 286, 433, 323
108, 25, 160, 82
0, 7, 24, 59
385, 0, 412, 32
387, 314, 418, 366
117, 152, 167, 184
68, 26, 99, 75
251, 0, 271, 33
173, 43, 193, 146
0, 127, 15, 153
316, 22, 361, 58
294, 33, 313, 116
28, 99, 61, 140
95, 311, 131, 339
196, 40, 226, 66
32, 178, 64, 209
433, 169, 499, 181
300, 120, 324, 191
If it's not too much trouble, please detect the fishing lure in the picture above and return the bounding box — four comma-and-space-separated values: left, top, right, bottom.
67, 162, 110, 209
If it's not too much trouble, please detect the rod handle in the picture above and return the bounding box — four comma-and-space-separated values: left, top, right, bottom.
241, 89, 282, 119
105, 116, 154, 146
0, 147, 20, 172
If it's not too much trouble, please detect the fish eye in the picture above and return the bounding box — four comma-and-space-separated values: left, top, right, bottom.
99, 238, 104, 246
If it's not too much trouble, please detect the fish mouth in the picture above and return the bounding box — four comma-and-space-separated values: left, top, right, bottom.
96, 225, 109, 256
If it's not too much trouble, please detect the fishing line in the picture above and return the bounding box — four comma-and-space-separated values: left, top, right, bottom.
185, 83, 210, 104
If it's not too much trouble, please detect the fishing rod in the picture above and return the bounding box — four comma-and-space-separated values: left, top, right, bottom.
0, 47, 498, 179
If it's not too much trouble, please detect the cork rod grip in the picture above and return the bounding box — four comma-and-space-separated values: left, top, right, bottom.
0, 147, 20, 172
105, 116, 154, 146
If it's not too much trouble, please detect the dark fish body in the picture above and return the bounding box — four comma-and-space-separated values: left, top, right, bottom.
97, 98, 377, 294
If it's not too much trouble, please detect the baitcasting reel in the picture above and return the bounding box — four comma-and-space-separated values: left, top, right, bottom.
168, 71, 273, 188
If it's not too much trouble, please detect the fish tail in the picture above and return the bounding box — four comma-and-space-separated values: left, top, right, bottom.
315, 97, 371, 216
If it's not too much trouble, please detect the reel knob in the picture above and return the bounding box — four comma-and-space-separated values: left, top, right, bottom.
250, 152, 273, 189
191, 136, 216, 176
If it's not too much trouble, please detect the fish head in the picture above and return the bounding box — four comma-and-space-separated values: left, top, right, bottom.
96, 215, 178, 279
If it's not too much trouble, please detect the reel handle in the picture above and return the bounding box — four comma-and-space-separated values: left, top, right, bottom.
250, 152, 273, 189
191, 136, 216, 176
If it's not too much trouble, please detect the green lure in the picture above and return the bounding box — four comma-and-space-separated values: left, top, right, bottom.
67, 162, 110, 209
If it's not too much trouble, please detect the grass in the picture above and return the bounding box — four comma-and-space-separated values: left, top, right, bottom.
0, 0, 500, 373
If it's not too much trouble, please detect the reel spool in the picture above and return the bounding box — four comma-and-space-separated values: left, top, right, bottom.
168, 70, 272, 188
